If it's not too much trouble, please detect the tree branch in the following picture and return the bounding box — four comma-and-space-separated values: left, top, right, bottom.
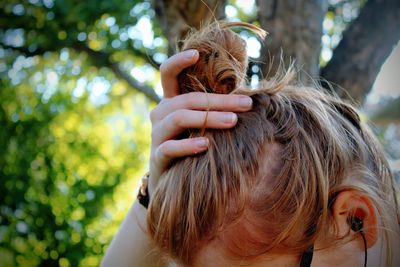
3, 42, 161, 103
0, 44, 50, 57
130, 46, 161, 70
73, 43, 161, 103
109, 62, 161, 103
320, 0, 400, 104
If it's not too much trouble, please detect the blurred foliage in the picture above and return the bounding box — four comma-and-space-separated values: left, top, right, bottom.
0, 0, 164, 57
0, 1, 155, 265
0, 48, 152, 266
0, 0, 397, 266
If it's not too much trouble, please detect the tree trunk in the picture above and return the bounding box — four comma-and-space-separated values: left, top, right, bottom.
320, 0, 400, 104
152, 0, 227, 55
152, 0, 400, 105
256, 0, 327, 83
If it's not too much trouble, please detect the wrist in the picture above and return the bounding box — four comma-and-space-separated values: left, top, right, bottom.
148, 168, 160, 196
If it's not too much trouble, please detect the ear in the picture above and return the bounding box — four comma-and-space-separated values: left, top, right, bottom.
331, 190, 378, 249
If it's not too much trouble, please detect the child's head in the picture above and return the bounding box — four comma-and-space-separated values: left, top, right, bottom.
147, 21, 400, 266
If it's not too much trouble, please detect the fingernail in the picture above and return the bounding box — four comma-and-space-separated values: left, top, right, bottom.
239, 96, 252, 108
194, 138, 208, 149
221, 113, 237, 124
184, 49, 198, 60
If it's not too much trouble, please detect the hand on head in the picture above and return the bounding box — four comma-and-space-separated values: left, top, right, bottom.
148, 49, 253, 195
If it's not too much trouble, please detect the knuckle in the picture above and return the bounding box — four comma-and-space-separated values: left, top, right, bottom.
150, 99, 170, 122
159, 61, 169, 75
158, 98, 170, 108
155, 145, 165, 160
149, 108, 158, 122
165, 98, 178, 111
170, 110, 184, 127
156, 143, 170, 159
159, 98, 169, 105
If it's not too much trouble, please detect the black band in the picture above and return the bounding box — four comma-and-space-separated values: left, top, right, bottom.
137, 186, 149, 208
299, 245, 314, 267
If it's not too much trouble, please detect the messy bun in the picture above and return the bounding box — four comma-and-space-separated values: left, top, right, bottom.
178, 21, 266, 94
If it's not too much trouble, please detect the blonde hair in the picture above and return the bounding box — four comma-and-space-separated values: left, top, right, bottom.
147, 21, 400, 266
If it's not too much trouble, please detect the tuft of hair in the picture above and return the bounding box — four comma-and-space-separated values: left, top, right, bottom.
178, 21, 266, 95
147, 21, 399, 267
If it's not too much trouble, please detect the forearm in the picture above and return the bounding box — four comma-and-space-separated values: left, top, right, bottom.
100, 201, 166, 267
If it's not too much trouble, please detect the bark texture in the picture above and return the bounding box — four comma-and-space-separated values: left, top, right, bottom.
152, 0, 227, 55
256, 0, 327, 82
320, 0, 400, 103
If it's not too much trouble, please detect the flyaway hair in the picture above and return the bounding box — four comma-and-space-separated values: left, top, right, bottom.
147, 21, 399, 266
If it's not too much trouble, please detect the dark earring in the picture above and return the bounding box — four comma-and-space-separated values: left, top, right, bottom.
349, 217, 364, 232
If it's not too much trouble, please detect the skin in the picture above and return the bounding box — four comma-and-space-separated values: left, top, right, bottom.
100, 51, 400, 267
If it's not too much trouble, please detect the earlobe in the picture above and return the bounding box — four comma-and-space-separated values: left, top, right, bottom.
331, 190, 378, 249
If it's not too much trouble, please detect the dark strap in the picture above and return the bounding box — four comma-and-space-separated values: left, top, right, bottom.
299, 245, 314, 267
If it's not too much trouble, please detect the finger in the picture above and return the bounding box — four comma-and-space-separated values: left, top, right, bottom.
154, 110, 237, 145
155, 137, 209, 167
151, 92, 252, 121
160, 50, 199, 98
